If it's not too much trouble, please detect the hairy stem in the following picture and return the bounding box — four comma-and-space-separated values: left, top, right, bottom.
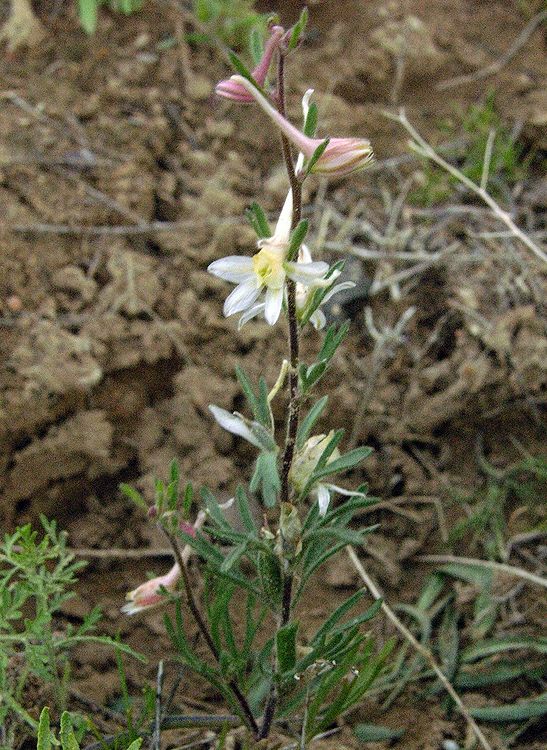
260, 50, 303, 740
164, 529, 260, 738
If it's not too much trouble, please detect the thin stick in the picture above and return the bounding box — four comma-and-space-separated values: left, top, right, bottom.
391, 109, 547, 264
70, 547, 173, 558
8, 218, 239, 235
163, 529, 260, 738
417, 554, 547, 589
437, 10, 547, 91
346, 546, 493, 750
151, 660, 164, 750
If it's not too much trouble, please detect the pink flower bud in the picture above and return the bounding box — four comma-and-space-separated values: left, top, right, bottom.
228, 76, 374, 177
121, 562, 180, 615
215, 26, 284, 103
179, 520, 196, 538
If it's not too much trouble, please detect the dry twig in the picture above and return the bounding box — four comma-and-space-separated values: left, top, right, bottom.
418, 554, 547, 589
437, 10, 547, 90
390, 109, 547, 264
347, 546, 494, 750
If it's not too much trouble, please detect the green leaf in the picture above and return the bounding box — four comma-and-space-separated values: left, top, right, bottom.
470, 697, 547, 722
258, 550, 282, 609
250, 452, 280, 507
319, 321, 350, 362
257, 377, 273, 428
235, 365, 261, 421
249, 28, 264, 65
228, 51, 262, 92
437, 602, 459, 682
312, 446, 373, 482
288, 7, 308, 50
245, 202, 271, 239
462, 636, 547, 663
119, 483, 146, 510
194, 0, 221, 23
286, 219, 309, 262
439, 563, 492, 588
236, 485, 257, 533
277, 622, 298, 674
126, 740, 143, 750
304, 101, 318, 137
220, 542, 248, 573
201, 488, 232, 531
312, 589, 366, 643
299, 361, 327, 393
296, 396, 328, 450
455, 662, 547, 689
59, 712, 79, 750
78, 0, 98, 34
183, 482, 193, 516
355, 723, 404, 742
37, 708, 51, 750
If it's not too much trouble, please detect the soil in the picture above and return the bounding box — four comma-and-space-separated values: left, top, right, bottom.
0, 1, 546, 749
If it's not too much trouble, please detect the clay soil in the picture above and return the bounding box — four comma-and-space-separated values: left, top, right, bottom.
0, 1, 546, 749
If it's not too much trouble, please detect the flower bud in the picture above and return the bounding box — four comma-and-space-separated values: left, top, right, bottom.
289, 432, 340, 494
227, 76, 374, 177
121, 563, 180, 615
215, 26, 284, 102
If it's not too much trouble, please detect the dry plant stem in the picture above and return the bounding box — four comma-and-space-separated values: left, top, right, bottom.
260, 52, 303, 741
436, 9, 547, 91
164, 529, 260, 738
418, 554, 547, 589
346, 547, 493, 750
392, 109, 547, 265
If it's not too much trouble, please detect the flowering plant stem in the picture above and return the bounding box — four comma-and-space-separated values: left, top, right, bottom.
259, 50, 302, 741
163, 528, 260, 737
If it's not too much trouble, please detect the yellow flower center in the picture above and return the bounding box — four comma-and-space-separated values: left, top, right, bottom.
252, 246, 285, 289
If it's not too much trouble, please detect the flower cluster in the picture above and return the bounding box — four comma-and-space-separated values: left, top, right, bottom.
210, 25, 372, 328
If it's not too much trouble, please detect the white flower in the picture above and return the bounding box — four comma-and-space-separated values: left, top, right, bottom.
314, 482, 366, 516
208, 189, 330, 327
295, 244, 356, 329
290, 433, 366, 516
209, 405, 276, 451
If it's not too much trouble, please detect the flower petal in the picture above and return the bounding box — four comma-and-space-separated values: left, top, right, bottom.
223, 279, 261, 317
310, 309, 327, 330
264, 286, 284, 325
321, 280, 356, 305
121, 563, 180, 615
208, 405, 263, 448
325, 483, 368, 498
317, 484, 331, 516
208, 256, 254, 283
238, 302, 265, 329
273, 189, 293, 245
286, 260, 330, 285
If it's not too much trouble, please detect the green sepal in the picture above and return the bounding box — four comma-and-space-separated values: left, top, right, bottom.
305, 138, 330, 175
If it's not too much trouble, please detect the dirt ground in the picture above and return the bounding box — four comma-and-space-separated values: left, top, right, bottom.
0, 1, 546, 748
